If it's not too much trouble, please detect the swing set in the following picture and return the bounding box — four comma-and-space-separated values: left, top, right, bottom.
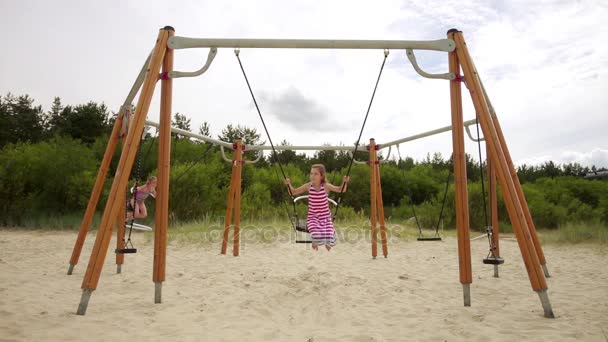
66, 26, 554, 319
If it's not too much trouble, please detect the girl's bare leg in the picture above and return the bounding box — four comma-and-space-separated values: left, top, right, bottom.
312, 244, 318, 251
325, 245, 331, 251
134, 203, 145, 219
140, 203, 147, 218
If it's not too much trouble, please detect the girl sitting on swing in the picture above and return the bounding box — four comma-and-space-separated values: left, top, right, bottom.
284, 164, 349, 251
126, 176, 157, 220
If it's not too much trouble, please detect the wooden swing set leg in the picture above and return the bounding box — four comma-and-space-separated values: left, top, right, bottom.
76, 27, 170, 315
153, 28, 174, 304
221, 140, 245, 256
452, 29, 554, 318
375, 158, 388, 258
221, 160, 237, 255
233, 149, 243, 257
448, 30, 473, 307
369, 139, 378, 259
68, 111, 124, 275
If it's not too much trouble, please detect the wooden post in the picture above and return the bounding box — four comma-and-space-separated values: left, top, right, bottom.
448, 30, 472, 307
375, 147, 388, 258
369, 139, 378, 259
221, 164, 237, 255
76, 27, 170, 316
67, 110, 124, 275
233, 141, 244, 256
153, 26, 174, 304
221, 139, 244, 255
487, 144, 500, 278
451, 29, 553, 317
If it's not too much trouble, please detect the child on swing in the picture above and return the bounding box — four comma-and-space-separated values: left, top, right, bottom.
126, 176, 157, 220
284, 164, 349, 251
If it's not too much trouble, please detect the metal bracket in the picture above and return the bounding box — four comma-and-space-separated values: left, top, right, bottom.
465, 121, 484, 142
166, 48, 218, 79
351, 145, 391, 165
220, 145, 263, 164
406, 49, 456, 80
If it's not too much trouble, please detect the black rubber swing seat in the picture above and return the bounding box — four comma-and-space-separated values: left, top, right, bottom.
483, 256, 504, 265
295, 226, 309, 233
417, 237, 442, 241
294, 217, 310, 233
115, 248, 137, 254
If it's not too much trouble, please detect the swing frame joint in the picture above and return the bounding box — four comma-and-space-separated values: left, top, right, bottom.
454, 74, 465, 82
159, 71, 170, 80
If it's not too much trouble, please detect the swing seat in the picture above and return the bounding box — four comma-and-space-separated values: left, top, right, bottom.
115, 248, 137, 254
292, 195, 338, 244
295, 218, 309, 233
292, 195, 338, 234
294, 218, 311, 243
417, 236, 442, 241
483, 256, 504, 265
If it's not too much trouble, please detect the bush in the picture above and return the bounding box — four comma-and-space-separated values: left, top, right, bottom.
0, 137, 97, 224
168, 158, 229, 222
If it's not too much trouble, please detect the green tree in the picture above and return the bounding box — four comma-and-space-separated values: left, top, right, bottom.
198, 121, 211, 137
47, 101, 111, 144
172, 112, 191, 140
218, 124, 264, 146
0, 93, 44, 147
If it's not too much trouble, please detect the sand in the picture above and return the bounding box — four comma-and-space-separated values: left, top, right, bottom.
0, 229, 607, 342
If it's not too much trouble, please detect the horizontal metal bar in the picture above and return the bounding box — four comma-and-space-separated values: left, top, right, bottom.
247, 144, 357, 152
379, 118, 478, 149
168, 37, 455, 52
146, 118, 478, 152
145, 120, 233, 148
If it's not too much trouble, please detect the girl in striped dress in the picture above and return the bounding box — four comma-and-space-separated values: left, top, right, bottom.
284, 164, 350, 251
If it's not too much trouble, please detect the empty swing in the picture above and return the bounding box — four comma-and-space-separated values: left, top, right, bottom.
472, 117, 504, 265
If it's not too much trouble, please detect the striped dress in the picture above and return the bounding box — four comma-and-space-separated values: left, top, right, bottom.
307, 183, 337, 246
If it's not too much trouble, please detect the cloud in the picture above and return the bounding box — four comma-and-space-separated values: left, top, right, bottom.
561, 148, 608, 168
258, 86, 336, 131
1, 0, 606, 165
516, 148, 608, 168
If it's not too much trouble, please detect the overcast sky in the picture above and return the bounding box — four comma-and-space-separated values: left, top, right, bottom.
1, 0, 607, 168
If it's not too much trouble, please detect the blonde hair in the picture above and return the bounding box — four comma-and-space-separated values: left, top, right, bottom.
147, 176, 157, 184
311, 164, 326, 184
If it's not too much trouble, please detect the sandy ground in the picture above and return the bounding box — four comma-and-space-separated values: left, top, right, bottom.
0, 229, 607, 342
